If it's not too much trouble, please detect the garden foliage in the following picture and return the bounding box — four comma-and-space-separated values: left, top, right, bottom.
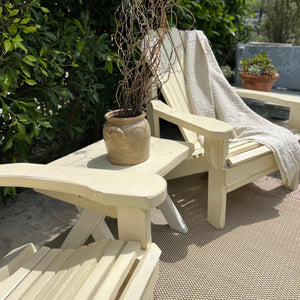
0, 0, 118, 202
176, 0, 255, 68
262, 0, 300, 44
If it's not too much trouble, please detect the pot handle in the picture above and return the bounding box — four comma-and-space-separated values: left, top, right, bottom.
105, 126, 125, 139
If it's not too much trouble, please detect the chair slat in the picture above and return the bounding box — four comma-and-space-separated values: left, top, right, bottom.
21, 249, 75, 300
2, 239, 159, 300
6, 249, 62, 300
120, 243, 161, 300
56, 239, 110, 299
0, 246, 50, 300
0, 243, 36, 281
228, 133, 300, 167
93, 241, 141, 300
228, 140, 262, 158
33, 245, 89, 299
160, 30, 198, 144
42, 243, 100, 300
73, 240, 125, 300
227, 145, 272, 167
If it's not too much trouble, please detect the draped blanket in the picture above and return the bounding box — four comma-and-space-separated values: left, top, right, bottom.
185, 30, 300, 186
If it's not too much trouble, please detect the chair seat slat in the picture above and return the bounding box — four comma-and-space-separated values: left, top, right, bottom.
227, 133, 300, 167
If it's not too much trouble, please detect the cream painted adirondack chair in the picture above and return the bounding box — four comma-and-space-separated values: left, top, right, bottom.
147, 28, 300, 229
0, 163, 166, 299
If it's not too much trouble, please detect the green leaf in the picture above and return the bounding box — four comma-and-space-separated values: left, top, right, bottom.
17, 114, 31, 124
38, 58, 47, 68
93, 83, 105, 89
33, 122, 40, 137
2, 102, 8, 114
21, 67, 31, 78
19, 101, 37, 108
74, 19, 84, 33
4, 39, 13, 52
50, 93, 58, 105
13, 34, 23, 42
23, 133, 32, 144
40, 7, 50, 13
17, 122, 25, 136
3, 137, 13, 152
39, 47, 45, 57
20, 18, 31, 25
71, 62, 79, 67
106, 60, 113, 73
7, 24, 17, 35
38, 120, 52, 128
24, 55, 37, 62
25, 79, 37, 85
43, 32, 57, 41
23, 57, 34, 66
76, 39, 84, 52
74, 126, 85, 134
40, 68, 48, 77
13, 18, 21, 23
23, 26, 37, 33
9, 9, 19, 17
0, 7, 3, 15
14, 41, 28, 53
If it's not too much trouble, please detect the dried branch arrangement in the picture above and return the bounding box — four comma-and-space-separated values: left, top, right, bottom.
114, 0, 178, 118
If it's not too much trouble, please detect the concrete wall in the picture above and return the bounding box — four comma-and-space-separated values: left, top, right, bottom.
235, 44, 300, 90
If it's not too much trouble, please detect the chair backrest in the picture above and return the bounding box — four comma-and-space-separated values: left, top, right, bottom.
158, 28, 198, 144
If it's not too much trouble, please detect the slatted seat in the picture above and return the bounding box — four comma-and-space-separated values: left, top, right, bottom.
0, 240, 160, 300
0, 163, 166, 300
227, 133, 300, 166
146, 28, 300, 229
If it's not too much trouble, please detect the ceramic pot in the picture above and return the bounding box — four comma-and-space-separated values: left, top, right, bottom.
239, 72, 279, 92
103, 110, 151, 165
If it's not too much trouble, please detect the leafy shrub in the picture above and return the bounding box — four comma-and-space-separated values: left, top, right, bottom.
0, 0, 118, 203
262, 0, 300, 44
176, 0, 256, 67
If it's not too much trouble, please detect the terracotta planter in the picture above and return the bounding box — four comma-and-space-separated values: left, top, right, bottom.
103, 110, 151, 165
239, 72, 279, 92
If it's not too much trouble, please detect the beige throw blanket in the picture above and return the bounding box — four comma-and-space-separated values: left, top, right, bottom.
185, 30, 300, 187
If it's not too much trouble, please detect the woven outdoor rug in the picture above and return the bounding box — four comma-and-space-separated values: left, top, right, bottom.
152, 172, 300, 299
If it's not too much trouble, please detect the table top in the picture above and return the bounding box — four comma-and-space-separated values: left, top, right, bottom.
50, 137, 194, 177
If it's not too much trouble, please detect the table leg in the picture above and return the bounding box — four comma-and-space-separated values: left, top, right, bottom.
61, 208, 113, 249
158, 194, 188, 233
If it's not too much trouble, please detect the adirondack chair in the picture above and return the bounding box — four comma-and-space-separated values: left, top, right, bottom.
146, 28, 300, 229
0, 163, 166, 299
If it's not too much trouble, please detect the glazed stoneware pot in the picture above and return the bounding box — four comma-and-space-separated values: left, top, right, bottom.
239, 71, 279, 92
103, 110, 151, 165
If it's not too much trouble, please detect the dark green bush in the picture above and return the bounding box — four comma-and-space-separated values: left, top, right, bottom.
0, 0, 118, 203
176, 0, 255, 68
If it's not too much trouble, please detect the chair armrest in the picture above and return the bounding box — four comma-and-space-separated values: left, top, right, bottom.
150, 100, 233, 140
234, 88, 300, 109
0, 163, 167, 210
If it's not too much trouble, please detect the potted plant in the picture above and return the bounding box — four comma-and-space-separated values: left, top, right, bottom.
239, 52, 279, 92
103, 0, 177, 165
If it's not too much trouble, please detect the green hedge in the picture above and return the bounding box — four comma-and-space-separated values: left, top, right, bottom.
176, 0, 255, 68
0, 0, 119, 202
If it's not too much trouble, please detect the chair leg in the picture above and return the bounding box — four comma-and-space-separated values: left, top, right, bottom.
207, 168, 227, 229
61, 209, 111, 249
158, 194, 188, 233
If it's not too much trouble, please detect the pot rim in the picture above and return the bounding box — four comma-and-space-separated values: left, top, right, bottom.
105, 109, 146, 122
239, 71, 279, 78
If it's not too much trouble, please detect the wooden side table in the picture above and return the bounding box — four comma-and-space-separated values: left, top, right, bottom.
40, 137, 194, 249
